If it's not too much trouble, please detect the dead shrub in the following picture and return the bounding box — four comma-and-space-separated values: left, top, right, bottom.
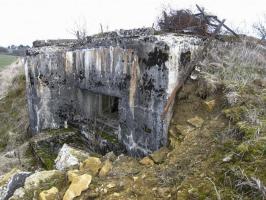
225, 167, 266, 199
157, 9, 208, 36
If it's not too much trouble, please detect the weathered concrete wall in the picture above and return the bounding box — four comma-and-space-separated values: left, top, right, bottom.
25, 29, 201, 156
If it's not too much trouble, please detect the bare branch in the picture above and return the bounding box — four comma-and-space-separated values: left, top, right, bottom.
69, 18, 88, 40
253, 14, 266, 40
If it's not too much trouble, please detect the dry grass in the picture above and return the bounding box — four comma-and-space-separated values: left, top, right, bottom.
200, 38, 266, 93
0, 73, 29, 151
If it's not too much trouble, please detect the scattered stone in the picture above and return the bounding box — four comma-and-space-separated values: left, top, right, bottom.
187, 116, 204, 128
39, 187, 59, 200
0, 168, 31, 200
30, 131, 87, 170
222, 154, 234, 162
55, 144, 90, 171
203, 99, 216, 112
4, 150, 16, 158
139, 156, 154, 166
103, 151, 116, 162
80, 157, 102, 176
99, 160, 113, 177
106, 183, 116, 189
63, 174, 92, 200
132, 176, 139, 182
67, 170, 80, 182
150, 147, 169, 164
190, 72, 198, 80
113, 192, 120, 197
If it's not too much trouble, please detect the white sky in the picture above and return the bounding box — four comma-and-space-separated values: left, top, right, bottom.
0, 0, 265, 46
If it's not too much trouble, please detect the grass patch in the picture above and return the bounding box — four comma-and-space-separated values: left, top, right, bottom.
0, 54, 17, 70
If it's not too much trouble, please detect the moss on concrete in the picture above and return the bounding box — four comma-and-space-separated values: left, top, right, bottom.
96, 130, 119, 144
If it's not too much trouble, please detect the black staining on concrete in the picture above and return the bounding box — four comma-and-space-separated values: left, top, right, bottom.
29, 73, 34, 86
143, 47, 169, 68
180, 51, 191, 66
78, 71, 85, 80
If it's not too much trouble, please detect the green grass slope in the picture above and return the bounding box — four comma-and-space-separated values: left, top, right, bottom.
0, 54, 17, 70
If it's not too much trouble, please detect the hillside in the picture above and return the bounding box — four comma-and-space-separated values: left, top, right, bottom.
0, 36, 265, 200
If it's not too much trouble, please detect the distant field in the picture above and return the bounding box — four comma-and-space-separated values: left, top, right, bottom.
0, 54, 17, 70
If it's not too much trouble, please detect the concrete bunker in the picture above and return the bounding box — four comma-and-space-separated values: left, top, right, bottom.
25, 28, 201, 156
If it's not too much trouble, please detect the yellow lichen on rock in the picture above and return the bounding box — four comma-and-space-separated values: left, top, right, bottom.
80, 157, 101, 176
39, 187, 59, 200
99, 160, 112, 177
63, 174, 92, 200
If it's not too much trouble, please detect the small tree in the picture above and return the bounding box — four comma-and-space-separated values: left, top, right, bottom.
253, 14, 266, 40
70, 18, 88, 40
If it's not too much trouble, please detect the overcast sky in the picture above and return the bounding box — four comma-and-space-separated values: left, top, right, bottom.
0, 0, 265, 46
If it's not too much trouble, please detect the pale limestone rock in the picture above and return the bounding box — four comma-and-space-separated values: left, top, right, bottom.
133, 176, 139, 182
55, 144, 90, 171
67, 170, 80, 183
39, 187, 59, 200
103, 151, 116, 162
63, 174, 92, 200
9, 187, 25, 199
80, 157, 101, 176
106, 183, 116, 189
222, 154, 234, 162
99, 160, 112, 177
139, 157, 154, 166
203, 99, 216, 112
23, 170, 64, 191
150, 147, 169, 164
187, 116, 204, 128
113, 192, 120, 197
